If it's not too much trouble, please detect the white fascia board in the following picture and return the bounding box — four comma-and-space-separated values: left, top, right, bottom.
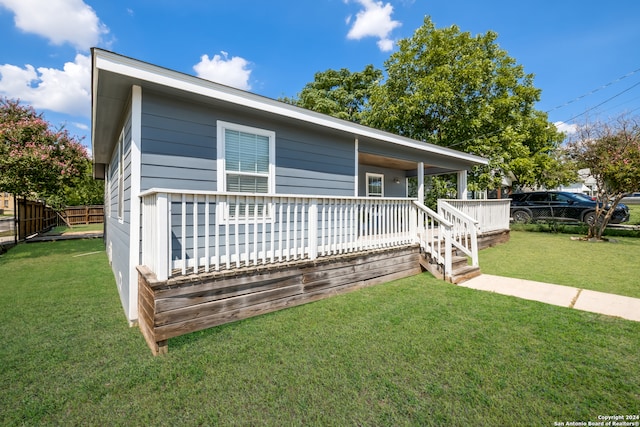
94, 50, 488, 166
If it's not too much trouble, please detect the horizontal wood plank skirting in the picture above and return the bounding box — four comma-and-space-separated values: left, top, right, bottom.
137, 245, 423, 355
477, 229, 510, 250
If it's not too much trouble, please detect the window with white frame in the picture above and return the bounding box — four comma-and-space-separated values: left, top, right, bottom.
217, 121, 275, 218
366, 173, 384, 197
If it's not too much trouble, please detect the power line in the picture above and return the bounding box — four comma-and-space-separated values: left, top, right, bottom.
442, 67, 640, 149
561, 80, 640, 123
545, 67, 640, 114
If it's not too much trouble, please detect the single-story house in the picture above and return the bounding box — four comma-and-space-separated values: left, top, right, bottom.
91, 49, 510, 353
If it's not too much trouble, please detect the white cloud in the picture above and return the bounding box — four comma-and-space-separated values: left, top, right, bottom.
0, 0, 109, 50
0, 54, 91, 117
193, 52, 252, 91
554, 121, 578, 135
346, 0, 401, 52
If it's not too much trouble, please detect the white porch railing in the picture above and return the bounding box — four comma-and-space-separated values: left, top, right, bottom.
412, 201, 454, 277
441, 199, 511, 234
140, 190, 417, 280
438, 200, 479, 268
140, 190, 491, 282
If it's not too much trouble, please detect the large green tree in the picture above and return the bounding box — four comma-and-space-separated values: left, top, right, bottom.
0, 97, 90, 207
364, 17, 570, 191
287, 17, 574, 192
281, 65, 382, 123
567, 114, 640, 240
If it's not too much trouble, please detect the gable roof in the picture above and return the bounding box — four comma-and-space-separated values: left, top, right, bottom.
91, 48, 488, 168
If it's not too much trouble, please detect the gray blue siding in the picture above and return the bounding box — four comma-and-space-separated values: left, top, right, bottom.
139, 91, 356, 196
106, 107, 133, 317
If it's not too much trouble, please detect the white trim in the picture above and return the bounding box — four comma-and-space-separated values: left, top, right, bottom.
354, 138, 359, 197
128, 85, 143, 321
140, 188, 414, 201
366, 173, 384, 197
417, 162, 424, 205
93, 49, 488, 166
216, 120, 276, 194
117, 130, 124, 224
457, 170, 468, 200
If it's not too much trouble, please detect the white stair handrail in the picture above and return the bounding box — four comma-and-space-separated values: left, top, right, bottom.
438, 200, 479, 267
412, 201, 453, 278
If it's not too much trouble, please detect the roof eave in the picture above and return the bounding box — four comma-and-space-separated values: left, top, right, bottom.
91, 48, 489, 167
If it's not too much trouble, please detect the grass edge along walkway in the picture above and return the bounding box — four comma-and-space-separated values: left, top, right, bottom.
1, 238, 640, 425
479, 230, 640, 299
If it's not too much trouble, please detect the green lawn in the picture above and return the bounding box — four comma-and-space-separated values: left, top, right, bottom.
628, 204, 640, 225
480, 230, 640, 298
1, 239, 640, 425
45, 222, 104, 234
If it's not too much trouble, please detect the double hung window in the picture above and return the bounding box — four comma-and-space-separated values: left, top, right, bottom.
217, 121, 275, 218
366, 173, 384, 197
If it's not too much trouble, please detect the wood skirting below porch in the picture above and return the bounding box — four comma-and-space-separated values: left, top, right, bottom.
137, 245, 422, 355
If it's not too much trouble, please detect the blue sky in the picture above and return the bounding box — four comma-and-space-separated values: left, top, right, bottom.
1, 0, 639, 153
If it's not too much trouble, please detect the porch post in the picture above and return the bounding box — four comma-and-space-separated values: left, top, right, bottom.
308, 198, 318, 260
417, 162, 424, 204
155, 193, 169, 281
457, 170, 468, 200
354, 138, 359, 197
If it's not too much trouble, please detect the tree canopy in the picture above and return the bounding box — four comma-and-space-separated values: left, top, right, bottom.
285, 17, 573, 192
567, 114, 640, 239
282, 65, 382, 123
0, 97, 90, 208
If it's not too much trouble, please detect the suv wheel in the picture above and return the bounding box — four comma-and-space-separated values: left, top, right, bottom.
583, 211, 597, 225
512, 210, 532, 223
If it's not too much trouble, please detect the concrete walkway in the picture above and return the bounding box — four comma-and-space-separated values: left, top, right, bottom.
460, 274, 640, 322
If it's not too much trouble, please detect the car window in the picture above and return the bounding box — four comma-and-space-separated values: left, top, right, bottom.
573, 193, 594, 202
528, 193, 548, 202
551, 193, 573, 203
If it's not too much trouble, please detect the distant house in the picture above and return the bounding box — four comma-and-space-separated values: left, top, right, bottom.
554, 169, 597, 196
91, 49, 510, 352
0, 192, 14, 215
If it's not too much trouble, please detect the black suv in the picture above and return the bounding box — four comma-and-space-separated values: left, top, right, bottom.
509, 191, 630, 224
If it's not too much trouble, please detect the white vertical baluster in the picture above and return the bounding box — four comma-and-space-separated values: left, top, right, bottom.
193, 196, 198, 274
181, 194, 187, 276
285, 200, 291, 261
214, 196, 220, 271
293, 200, 298, 260
308, 198, 318, 260
237, 196, 242, 268
253, 196, 259, 265
204, 195, 210, 273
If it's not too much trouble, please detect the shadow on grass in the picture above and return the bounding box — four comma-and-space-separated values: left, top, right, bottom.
0, 238, 105, 261
510, 221, 640, 238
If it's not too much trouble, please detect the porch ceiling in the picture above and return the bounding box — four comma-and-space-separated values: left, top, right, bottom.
359, 152, 420, 171
359, 152, 457, 176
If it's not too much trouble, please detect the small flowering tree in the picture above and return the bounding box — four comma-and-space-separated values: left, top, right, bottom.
566, 114, 640, 240
0, 98, 89, 207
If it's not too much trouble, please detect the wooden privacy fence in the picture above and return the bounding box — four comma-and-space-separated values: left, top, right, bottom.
17, 199, 60, 240
15, 201, 104, 240
63, 205, 104, 225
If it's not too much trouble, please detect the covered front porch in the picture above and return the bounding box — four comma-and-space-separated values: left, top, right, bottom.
137, 190, 510, 354
140, 190, 510, 282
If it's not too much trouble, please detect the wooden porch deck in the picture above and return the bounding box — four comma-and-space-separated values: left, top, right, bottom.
137, 191, 511, 354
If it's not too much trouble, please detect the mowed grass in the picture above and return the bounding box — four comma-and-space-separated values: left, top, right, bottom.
1, 239, 640, 425
480, 231, 640, 298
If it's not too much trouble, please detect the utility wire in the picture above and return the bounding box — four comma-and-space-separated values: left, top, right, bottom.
440, 67, 640, 148
561, 80, 640, 123
545, 67, 640, 114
